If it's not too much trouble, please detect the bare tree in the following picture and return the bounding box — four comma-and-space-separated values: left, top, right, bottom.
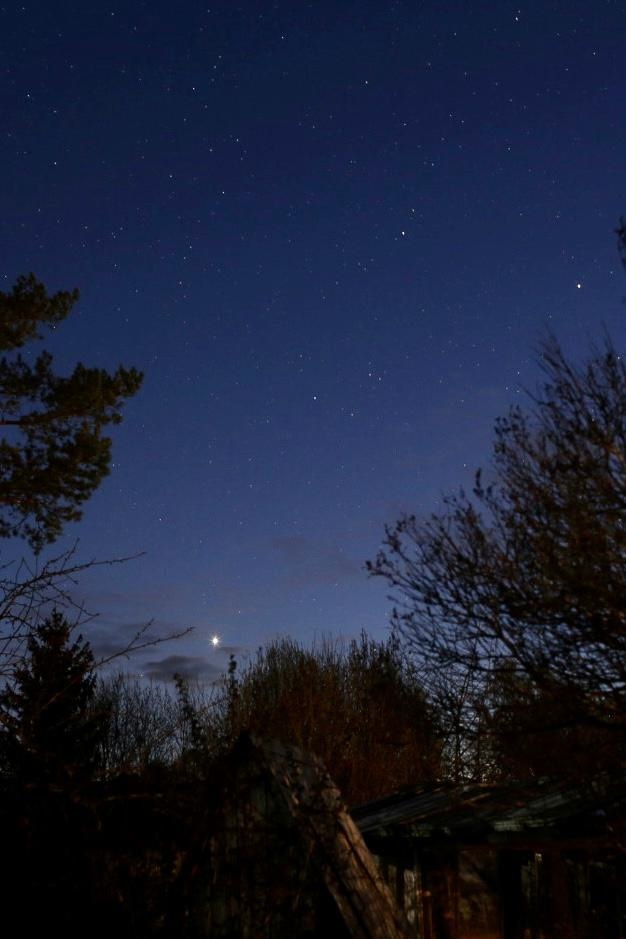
0, 543, 190, 679
210, 633, 442, 804
368, 335, 626, 777
96, 674, 186, 772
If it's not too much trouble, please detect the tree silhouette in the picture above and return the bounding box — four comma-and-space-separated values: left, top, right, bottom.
369, 335, 626, 777
214, 634, 442, 804
0, 611, 110, 935
0, 609, 106, 786
0, 274, 142, 551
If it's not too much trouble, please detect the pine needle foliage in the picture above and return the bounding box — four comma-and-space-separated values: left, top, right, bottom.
0, 274, 142, 550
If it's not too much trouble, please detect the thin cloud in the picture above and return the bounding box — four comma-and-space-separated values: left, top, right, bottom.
142, 654, 223, 683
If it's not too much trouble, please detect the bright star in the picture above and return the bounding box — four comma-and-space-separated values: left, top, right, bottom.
210, 634, 220, 647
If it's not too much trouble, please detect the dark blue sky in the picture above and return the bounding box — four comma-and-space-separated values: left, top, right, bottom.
2, 1, 625, 681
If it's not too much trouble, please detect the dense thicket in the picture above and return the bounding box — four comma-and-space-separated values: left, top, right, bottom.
211, 634, 442, 804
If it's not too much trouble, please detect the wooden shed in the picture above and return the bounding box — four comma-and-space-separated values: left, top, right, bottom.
353, 776, 626, 939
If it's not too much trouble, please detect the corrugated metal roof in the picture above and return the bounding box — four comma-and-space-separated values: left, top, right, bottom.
352, 776, 626, 842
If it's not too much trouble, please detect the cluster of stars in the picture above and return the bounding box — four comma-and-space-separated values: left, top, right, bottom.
1, 0, 622, 671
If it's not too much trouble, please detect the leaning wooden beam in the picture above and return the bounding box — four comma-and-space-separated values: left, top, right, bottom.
257, 734, 410, 939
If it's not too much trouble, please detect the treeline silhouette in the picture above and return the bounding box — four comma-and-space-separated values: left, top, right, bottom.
2, 608, 622, 935
0, 622, 441, 935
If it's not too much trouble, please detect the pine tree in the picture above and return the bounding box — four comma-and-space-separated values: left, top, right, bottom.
0, 610, 106, 787
0, 274, 142, 551
0, 613, 110, 933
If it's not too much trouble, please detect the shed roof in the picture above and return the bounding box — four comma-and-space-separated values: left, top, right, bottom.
352, 775, 626, 846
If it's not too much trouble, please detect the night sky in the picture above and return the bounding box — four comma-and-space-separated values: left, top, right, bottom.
2, 1, 624, 681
